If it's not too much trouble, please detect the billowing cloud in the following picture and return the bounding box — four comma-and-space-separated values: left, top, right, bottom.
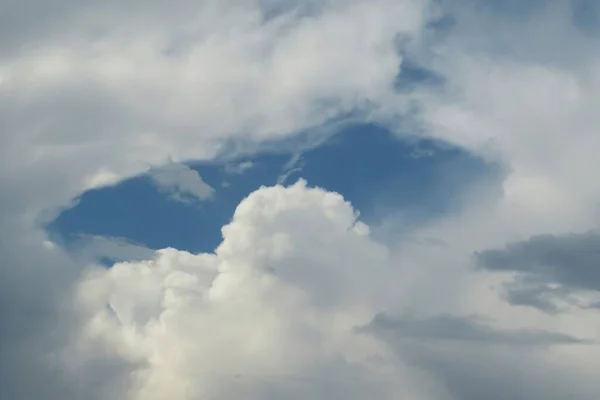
62, 181, 599, 400
65, 180, 446, 400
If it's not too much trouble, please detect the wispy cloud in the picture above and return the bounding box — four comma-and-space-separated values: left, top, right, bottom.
224, 161, 254, 175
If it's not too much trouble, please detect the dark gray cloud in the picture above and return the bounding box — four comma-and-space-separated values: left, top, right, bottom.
501, 282, 566, 314
476, 231, 600, 311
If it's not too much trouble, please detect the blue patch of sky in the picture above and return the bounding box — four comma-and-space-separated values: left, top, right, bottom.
471, 0, 600, 33
571, 0, 600, 33
47, 122, 502, 258
463, 0, 549, 17
436, 0, 599, 31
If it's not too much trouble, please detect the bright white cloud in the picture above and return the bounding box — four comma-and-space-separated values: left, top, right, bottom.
66, 180, 447, 400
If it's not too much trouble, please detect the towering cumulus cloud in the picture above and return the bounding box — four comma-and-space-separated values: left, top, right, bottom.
67, 180, 443, 399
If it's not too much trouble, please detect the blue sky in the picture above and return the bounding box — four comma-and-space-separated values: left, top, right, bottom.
48, 123, 500, 259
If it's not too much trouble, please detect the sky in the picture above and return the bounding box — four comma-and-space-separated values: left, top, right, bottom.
2, 1, 600, 399
48, 123, 499, 256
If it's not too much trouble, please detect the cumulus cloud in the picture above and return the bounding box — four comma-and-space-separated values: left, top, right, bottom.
65, 181, 445, 400
148, 162, 215, 202
63, 181, 599, 400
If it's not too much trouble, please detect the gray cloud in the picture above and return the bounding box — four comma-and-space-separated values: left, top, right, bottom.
368, 313, 597, 400
476, 231, 600, 311
148, 162, 215, 203
502, 283, 565, 314
368, 313, 590, 345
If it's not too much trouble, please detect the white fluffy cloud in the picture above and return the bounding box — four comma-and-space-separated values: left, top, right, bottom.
66, 180, 446, 400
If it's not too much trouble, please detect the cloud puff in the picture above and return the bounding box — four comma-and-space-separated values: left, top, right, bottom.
66, 180, 445, 400
148, 162, 215, 202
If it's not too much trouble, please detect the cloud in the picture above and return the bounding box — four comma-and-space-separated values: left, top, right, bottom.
67, 234, 156, 264
369, 313, 591, 345
476, 231, 600, 312
368, 312, 599, 400
0, 1, 431, 396
390, 343, 599, 400
1, 0, 428, 194
276, 152, 304, 185
3, 1, 600, 399
62, 181, 600, 400
224, 161, 254, 175
148, 162, 215, 203
65, 180, 444, 400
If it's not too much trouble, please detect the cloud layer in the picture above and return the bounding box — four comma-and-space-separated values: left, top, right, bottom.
2, 0, 600, 399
